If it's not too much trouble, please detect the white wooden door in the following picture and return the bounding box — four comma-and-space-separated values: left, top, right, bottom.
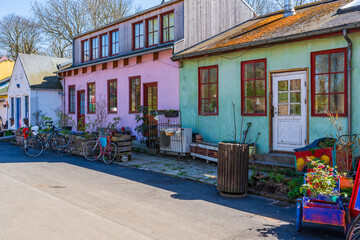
272, 71, 307, 152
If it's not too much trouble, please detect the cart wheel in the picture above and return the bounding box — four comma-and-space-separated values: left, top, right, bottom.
296, 200, 303, 232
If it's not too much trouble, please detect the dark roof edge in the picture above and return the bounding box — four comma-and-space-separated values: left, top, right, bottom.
57, 44, 173, 73
172, 23, 360, 61
0, 76, 11, 84
74, 0, 183, 39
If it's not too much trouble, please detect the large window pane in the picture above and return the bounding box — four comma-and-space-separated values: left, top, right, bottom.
330, 52, 344, 72
315, 75, 329, 93
244, 81, 254, 97
315, 95, 328, 114
330, 73, 344, 93
255, 80, 265, 96
245, 98, 254, 114
244, 63, 254, 80
255, 97, 265, 113
315, 54, 329, 74
255, 62, 265, 79
330, 94, 345, 114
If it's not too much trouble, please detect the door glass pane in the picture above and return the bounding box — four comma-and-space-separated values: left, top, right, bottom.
278, 105, 288, 116
244, 81, 254, 97
290, 79, 301, 91
279, 93, 288, 103
244, 63, 254, 80
278, 80, 288, 91
330, 94, 344, 114
255, 80, 265, 96
290, 104, 301, 116
315, 75, 329, 93
245, 98, 254, 114
315, 54, 329, 74
255, 62, 265, 79
290, 92, 301, 103
330, 52, 344, 72
315, 95, 328, 114
330, 73, 344, 93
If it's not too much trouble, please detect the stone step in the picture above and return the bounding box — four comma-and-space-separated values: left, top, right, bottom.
255, 153, 295, 165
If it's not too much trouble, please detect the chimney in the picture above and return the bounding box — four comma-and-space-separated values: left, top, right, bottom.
284, 0, 296, 17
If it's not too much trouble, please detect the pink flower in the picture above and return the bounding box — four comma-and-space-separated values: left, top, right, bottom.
319, 165, 325, 169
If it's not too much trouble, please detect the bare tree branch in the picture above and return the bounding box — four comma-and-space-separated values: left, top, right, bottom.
0, 14, 42, 60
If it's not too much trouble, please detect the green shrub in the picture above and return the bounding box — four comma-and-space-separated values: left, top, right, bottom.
287, 176, 303, 200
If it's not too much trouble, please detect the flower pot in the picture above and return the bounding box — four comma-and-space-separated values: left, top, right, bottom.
165, 128, 175, 136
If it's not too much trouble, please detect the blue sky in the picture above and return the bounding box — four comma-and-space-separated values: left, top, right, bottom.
0, 0, 164, 18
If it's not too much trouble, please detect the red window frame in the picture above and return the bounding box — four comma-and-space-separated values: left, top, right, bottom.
133, 21, 144, 50
129, 76, 141, 113
146, 17, 159, 48
143, 82, 158, 112
68, 85, 76, 114
82, 40, 90, 63
241, 59, 267, 116
311, 48, 347, 117
91, 37, 99, 60
110, 30, 119, 56
161, 11, 175, 44
107, 79, 117, 114
87, 82, 96, 114
100, 34, 109, 58
198, 65, 219, 116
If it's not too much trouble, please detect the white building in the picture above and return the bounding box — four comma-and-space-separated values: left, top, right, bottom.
7, 54, 70, 130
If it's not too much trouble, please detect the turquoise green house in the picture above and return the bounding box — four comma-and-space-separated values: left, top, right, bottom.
172, 0, 360, 156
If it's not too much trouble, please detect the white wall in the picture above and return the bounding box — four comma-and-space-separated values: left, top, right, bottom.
0, 101, 7, 128
30, 89, 62, 126
7, 59, 31, 130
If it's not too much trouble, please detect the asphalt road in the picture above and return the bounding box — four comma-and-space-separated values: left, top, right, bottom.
0, 142, 344, 240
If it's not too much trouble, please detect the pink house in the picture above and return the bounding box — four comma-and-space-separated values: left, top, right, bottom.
57, 0, 254, 139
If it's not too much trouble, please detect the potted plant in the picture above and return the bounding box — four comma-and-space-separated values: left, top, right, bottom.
164, 109, 179, 118
301, 157, 342, 201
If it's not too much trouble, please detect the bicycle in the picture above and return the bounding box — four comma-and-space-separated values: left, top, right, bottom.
82, 131, 118, 164
23, 121, 71, 157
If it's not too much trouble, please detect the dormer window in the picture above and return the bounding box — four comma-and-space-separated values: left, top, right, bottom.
133, 21, 144, 50
101, 34, 109, 58
161, 12, 174, 43
147, 17, 159, 47
91, 37, 99, 60
82, 40, 90, 62
111, 30, 119, 55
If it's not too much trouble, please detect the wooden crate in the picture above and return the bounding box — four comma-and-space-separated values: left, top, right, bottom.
111, 134, 132, 162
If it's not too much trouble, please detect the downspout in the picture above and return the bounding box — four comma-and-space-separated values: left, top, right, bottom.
343, 29, 352, 135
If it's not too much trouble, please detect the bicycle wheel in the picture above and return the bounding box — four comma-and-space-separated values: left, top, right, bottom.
83, 140, 101, 161
52, 133, 70, 151
24, 136, 44, 157
103, 142, 117, 164
347, 214, 360, 240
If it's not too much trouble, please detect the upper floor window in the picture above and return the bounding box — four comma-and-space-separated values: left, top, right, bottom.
101, 34, 109, 58
241, 59, 267, 116
133, 22, 144, 50
69, 86, 75, 114
111, 30, 119, 55
91, 37, 99, 60
198, 66, 218, 116
82, 40, 90, 62
129, 77, 141, 113
147, 17, 159, 47
162, 12, 174, 43
311, 48, 347, 116
87, 82, 96, 113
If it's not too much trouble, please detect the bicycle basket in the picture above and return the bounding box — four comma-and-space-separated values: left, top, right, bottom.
100, 136, 108, 148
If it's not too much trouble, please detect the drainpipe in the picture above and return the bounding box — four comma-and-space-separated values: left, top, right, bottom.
284, 0, 296, 17
343, 29, 352, 135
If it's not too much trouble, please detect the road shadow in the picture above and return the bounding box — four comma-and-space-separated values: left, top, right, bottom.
0, 142, 344, 239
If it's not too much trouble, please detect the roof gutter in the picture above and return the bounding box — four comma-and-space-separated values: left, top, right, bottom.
172, 23, 360, 61
343, 29, 352, 135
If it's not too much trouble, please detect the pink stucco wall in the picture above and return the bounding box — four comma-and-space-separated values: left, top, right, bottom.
63, 49, 179, 137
